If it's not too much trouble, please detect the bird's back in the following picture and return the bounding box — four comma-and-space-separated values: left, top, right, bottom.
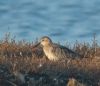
51, 43, 81, 59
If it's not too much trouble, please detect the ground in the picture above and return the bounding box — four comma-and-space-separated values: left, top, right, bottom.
0, 35, 100, 86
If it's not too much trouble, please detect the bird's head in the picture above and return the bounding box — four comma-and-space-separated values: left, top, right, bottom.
40, 36, 52, 47
33, 36, 52, 48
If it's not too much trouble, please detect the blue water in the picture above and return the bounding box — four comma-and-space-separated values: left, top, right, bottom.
0, 0, 100, 43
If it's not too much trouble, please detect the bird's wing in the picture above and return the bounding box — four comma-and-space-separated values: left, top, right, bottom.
52, 43, 80, 58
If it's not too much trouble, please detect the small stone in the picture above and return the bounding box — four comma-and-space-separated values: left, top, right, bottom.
67, 78, 87, 86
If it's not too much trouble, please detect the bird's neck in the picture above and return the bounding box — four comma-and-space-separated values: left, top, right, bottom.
42, 44, 53, 57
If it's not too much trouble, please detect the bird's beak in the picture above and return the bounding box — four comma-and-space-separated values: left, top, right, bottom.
33, 42, 40, 48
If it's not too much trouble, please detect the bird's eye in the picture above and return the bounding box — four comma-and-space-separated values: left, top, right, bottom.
42, 39, 44, 41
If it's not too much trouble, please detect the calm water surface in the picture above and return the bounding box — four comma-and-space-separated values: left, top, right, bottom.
0, 0, 100, 44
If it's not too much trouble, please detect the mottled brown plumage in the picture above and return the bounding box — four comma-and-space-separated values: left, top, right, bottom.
37, 36, 81, 61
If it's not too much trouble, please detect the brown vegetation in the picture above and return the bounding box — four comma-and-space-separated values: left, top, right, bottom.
0, 33, 100, 86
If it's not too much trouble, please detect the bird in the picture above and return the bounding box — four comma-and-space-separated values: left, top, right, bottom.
34, 36, 81, 61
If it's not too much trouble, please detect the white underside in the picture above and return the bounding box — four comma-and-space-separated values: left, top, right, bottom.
43, 47, 58, 61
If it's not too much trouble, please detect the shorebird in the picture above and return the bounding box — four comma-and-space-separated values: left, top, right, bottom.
34, 36, 81, 61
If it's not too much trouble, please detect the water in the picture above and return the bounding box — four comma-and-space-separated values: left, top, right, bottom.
0, 0, 100, 44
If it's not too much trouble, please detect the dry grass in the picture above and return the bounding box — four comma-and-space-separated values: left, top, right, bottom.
0, 33, 100, 86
